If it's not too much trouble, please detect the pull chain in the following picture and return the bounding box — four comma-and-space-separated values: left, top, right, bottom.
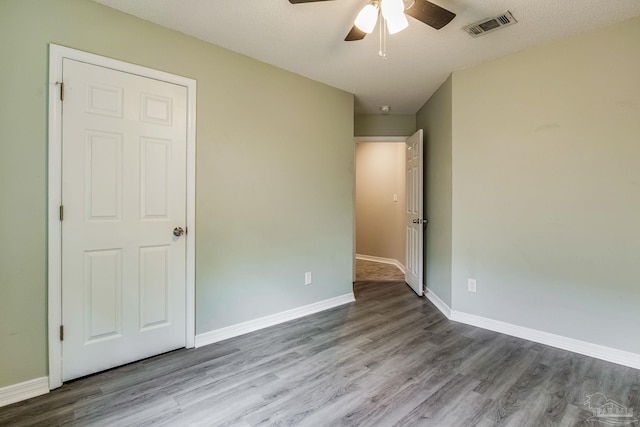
378, 19, 388, 59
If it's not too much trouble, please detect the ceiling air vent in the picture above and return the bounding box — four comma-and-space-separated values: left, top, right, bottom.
464, 11, 517, 38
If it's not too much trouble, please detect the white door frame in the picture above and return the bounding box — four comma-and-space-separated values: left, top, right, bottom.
47, 44, 197, 390
353, 136, 409, 282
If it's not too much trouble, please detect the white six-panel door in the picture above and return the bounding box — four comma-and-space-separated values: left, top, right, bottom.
405, 129, 424, 296
61, 58, 188, 381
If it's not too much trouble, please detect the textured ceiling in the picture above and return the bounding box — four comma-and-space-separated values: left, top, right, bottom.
94, 0, 640, 114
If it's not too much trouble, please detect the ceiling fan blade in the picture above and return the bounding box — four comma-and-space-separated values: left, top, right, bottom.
345, 26, 367, 41
289, 0, 334, 3
405, 0, 455, 30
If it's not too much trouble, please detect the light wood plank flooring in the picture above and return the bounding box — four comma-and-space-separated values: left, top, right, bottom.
2, 280, 640, 426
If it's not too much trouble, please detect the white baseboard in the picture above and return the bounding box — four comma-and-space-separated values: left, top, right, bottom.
425, 289, 452, 319
195, 293, 355, 348
450, 310, 640, 371
356, 254, 405, 274
423, 289, 640, 370
0, 377, 49, 408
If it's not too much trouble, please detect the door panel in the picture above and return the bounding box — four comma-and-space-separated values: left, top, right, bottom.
139, 245, 171, 330
61, 59, 187, 381
405, 130, 424, 296
85, 131, 122, 220
140, 137, 171, 219
84, 249, 122, 343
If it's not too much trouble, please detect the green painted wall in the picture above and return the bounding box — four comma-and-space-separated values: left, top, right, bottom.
354, 114, 416, 136
416, 75, 452, 307
451, 17, 640, 352
0, 0, 354, 388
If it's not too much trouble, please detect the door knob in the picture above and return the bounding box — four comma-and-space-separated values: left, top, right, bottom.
173, 227, 185, 237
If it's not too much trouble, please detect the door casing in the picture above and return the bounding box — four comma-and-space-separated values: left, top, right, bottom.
47, 44, 197, 390
353, 136, 412, 283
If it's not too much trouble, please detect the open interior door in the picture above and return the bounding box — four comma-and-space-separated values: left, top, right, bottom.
405, 129, 424, 296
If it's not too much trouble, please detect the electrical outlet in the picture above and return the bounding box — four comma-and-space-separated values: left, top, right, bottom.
305, 272, 312, 285
468, 278, 477, 293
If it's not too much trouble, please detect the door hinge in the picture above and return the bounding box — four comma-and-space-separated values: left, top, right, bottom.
60, 82, 64, 101
59, 325, 64, 341
185, 227, 188, 235
59, 205, 64, 221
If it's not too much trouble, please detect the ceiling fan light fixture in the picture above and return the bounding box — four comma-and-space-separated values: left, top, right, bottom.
354, 2, 379, 34
381, 0, 408, 35
386, 12, 408, 34
381, 0, 404, 19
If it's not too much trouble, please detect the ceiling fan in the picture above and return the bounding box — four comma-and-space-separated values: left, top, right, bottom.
288, 0, 456, 41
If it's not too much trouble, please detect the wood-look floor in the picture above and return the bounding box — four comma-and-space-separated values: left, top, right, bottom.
2, 280, 640, 426
355, 259, 405, 281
